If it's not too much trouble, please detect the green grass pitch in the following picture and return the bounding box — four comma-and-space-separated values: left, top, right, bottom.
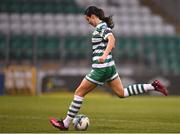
0, 92, 180, 133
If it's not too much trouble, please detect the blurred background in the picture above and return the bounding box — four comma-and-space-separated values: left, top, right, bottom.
0, 0, 179, 96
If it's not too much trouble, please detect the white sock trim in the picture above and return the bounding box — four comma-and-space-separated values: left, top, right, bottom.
74, 95, 84, 101
144, 84, 155, 91
63, 115, 73, 128
124, 88, 129, 97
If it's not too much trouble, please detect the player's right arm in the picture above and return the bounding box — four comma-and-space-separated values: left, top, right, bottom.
98, 31, 116, 63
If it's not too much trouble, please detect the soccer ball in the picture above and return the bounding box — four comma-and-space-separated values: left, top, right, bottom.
72, 114, 90, 131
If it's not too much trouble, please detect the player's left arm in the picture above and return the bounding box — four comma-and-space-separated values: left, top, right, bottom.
98, 33, 116, 63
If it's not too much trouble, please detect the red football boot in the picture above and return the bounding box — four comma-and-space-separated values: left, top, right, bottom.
50, 118, 68, 131
152, 80, 168, 96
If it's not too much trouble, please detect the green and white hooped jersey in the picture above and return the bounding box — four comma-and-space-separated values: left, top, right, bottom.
91, 21, 115, 68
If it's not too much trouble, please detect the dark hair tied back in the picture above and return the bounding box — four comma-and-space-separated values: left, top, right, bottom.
102, 15, 114, 29
84, 6, 114, 29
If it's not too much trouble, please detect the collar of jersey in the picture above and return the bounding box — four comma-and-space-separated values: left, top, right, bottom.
95, 21, 106, 30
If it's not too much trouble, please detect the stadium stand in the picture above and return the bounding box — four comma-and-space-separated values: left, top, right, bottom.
0, 0, 179, 75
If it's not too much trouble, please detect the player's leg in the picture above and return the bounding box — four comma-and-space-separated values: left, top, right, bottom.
107, 76, 168, 98
106, 76, 124, 97
50, 78, 97, 130
62, 78, 97, 128
74, 78, 97, 97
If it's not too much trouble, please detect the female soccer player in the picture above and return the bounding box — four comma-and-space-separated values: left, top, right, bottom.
50, 6, 168, 131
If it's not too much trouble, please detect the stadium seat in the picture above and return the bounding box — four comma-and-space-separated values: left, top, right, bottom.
0, 13, 9, 23
21, 22, 33, 35
9, 14, 21, 23
0, 34, 6, 59
21, 14, 32, 23
10, 22, 21, 35
32, 14, 43, 24
0, 22, 10, 34
44, 23, 56, 36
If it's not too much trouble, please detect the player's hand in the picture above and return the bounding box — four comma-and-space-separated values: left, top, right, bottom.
98, 55, 107, 63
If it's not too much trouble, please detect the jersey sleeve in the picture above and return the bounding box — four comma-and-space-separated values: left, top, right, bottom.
101, 27, 113, 40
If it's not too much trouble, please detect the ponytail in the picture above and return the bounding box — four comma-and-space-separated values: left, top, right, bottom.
101, 16, 114, 29
84, 6, 114, 29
